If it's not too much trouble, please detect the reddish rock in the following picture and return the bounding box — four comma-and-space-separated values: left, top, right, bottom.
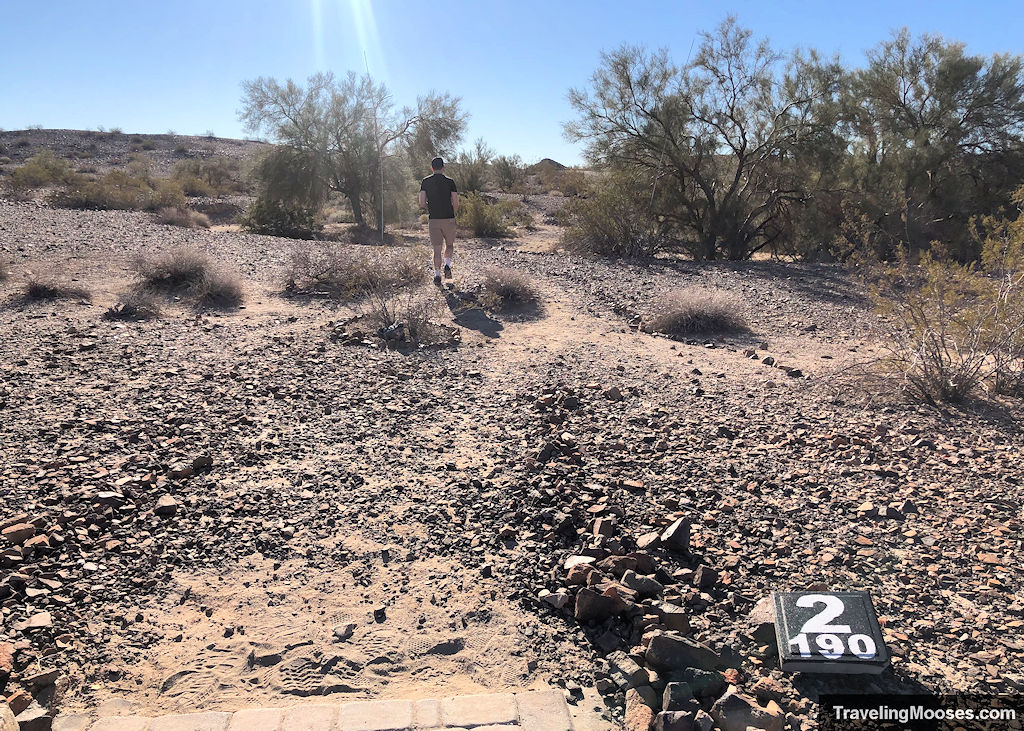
566, 563, 597, 585
6, 690, 31, 716
0, 643, 12, 681
1, 524, 34, 546
574, 588, 628, 623
596, 555, 638, 577
625, 686, 658, 731
711, 689, 784, 731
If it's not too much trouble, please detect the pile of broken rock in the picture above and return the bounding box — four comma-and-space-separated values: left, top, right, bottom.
541, 516, 787, 731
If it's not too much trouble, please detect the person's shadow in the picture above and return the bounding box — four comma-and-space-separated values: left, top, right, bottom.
444, 289, 504, 339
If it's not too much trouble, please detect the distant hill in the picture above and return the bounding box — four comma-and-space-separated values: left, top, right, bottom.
0, 129, 268, 176
527, 158, 567, 176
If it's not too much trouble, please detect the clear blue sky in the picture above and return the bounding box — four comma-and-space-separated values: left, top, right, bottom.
2, 1, 1022, 166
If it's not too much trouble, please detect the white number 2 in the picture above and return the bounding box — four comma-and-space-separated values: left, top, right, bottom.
796, 594, 851, 634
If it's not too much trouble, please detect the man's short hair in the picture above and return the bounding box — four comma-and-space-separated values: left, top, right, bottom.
431, 157, 444, 171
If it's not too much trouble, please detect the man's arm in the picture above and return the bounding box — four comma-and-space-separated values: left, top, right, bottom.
418, 190, 427, 210
451, 191, 459, 215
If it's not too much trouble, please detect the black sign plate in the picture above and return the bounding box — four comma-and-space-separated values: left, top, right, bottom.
773, 591, 890, 674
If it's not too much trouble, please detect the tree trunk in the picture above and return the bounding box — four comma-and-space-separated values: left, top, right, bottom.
347, 189, 364, 226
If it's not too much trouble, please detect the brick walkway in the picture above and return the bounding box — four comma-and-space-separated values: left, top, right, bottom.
51, 690, 576, 731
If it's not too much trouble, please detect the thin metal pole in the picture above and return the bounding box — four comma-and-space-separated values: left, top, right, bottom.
364, 51, 384, 244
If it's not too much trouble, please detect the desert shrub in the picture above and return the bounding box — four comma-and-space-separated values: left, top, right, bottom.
9, 151, 77, 189
362, 285, 444, 345
448, 139, 492, 194
171, 156, 241, 196
479, 267, 539, 311
51, 170, 182, 211
156, 207, 211, 229
104, 290, 161, 320
457, 193, 510, 237
285, 245, 425, 299
193, 269, 244, 308
134, 247, 244, 309
561, 175, 669, 257
872, 194, 1024, 402
497, 200, 535, 229
492, 154, 525, 191
148, 179, 187, 210
239, 197, 322, 239
540, 167, 586, 197
23, 275, 91, 302
872, 257, 997, 403
642, 288, 747, 336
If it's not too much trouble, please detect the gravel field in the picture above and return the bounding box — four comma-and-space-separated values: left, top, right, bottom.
1, 134, 1022, 731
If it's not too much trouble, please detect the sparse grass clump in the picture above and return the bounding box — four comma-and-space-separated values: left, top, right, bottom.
363, 287, 445, 345
479, 267, 540, 311
285, 245, 425, 299
23, 275, 91, 302
156, 207, 211, 229
134, 247, 244, 309
104, 290, 162, 321
642, 288, 747, 336
9, 151, 77, 190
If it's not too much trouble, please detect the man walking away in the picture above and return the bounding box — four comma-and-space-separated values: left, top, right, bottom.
419, 157, 459, 286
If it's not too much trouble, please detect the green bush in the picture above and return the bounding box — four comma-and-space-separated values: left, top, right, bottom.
457, 193, 510, 237
52, 171, 184, 211
561, 175, 668, 257
171, 156, 242, 196
9, 151, 77, 190
492, 155, 525, 191
872, 196, 1024, 404
497, 199, 535, 229
239, 197, 322, 239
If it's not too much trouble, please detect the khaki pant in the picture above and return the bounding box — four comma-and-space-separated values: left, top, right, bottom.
428, 218, 457, 268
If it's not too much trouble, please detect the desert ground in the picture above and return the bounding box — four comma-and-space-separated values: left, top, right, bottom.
1, 132, 1022, 730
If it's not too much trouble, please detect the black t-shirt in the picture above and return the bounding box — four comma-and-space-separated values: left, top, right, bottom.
420, 173, 458, 219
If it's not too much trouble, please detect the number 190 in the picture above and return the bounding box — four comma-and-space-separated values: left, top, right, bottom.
789, 632, 877, 659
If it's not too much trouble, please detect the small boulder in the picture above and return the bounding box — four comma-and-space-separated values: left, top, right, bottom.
154, 495, 179, 516
646, 632, 724, 674
608, 651, 649, 690
710, 689, 784, 731
625, 686, 658, 731
574, 588, 628, 623
660, 518, 690, 553
656, 711, 696, 731
621, 570, 665, 599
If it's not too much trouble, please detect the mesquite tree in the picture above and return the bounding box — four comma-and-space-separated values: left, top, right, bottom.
240, 72, 466, 230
